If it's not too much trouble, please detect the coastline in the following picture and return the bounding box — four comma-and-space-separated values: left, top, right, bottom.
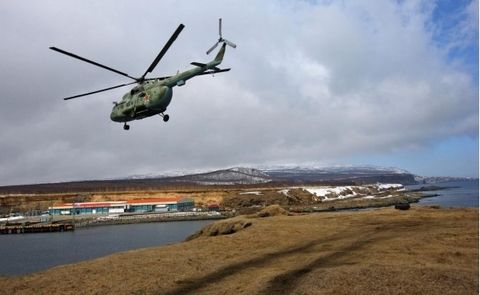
0, 190, 440, 230
0, 206, 477, 294
74, 211, 228, 228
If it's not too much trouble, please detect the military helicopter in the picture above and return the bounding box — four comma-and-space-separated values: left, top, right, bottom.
50, 18, 236, 130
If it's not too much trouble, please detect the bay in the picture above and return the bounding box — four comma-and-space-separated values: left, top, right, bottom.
0, 220, 213, 276
407, 180, 479, 208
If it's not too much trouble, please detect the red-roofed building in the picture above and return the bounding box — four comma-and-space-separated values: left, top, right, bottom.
49, 201, 127, 215
48, 197, 194, 215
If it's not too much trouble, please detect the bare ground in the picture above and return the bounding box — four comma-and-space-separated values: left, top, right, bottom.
0, 206, 477, 295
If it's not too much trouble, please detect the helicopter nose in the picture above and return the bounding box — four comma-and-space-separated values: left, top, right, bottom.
110, 109, 120, 122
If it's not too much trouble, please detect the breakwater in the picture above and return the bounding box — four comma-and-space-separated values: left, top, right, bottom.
74, 211, 229, 228
0, 223, 74, 234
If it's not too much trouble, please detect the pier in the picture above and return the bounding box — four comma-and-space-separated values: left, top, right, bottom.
0, 223, 74, 234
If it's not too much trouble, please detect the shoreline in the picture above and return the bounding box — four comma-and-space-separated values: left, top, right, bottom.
74, 211, 228, 228
0, 206, 477, 294
0, 191, 448, 230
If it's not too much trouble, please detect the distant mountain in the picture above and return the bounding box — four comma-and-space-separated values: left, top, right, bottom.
260, 165, 417, 185
124, 166, 476, 186
168, 167, 272, 185
122, 165, 418, 185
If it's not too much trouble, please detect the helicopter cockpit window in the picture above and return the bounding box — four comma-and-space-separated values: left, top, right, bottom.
130, 86, 144, 96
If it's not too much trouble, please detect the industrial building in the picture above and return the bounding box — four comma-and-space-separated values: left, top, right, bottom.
49, 201, 126, 216
49, 197, 194, 215
126, 197, 194, 213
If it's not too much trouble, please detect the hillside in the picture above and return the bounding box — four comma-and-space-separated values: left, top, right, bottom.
0, 166, 419, 194
262, 166, 417, 185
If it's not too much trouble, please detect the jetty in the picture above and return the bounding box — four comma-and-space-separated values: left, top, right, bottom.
0, 223, 74, 234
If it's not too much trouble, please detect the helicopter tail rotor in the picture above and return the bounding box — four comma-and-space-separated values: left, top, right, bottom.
206, 18, 236, 55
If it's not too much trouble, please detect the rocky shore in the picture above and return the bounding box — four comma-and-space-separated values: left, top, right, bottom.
74, 211, 228, 228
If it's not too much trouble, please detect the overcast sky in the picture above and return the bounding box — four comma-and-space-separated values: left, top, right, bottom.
0, 0, 478, 185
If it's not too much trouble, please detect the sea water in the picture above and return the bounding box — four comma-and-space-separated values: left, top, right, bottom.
407, 180, 479, 208
0, 219, 213, 276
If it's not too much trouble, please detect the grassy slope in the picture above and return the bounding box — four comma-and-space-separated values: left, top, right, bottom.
0, 206, 478, 295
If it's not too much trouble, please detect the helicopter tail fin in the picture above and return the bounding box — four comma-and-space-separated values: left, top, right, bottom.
214, 43, 227, 63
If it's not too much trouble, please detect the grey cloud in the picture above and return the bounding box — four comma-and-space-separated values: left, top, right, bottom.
0, 0, 477, 185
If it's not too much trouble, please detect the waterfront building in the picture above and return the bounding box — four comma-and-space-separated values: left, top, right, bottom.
49, 201, 127, 215
126, 197, 194, 213
49, 197, 194, 215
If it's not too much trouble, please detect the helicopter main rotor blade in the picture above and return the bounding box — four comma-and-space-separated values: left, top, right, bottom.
63, 81, 137, 100
223, 39, 237, 48
206, 42, 219, 55
219, 18, 222, 38
141, 24, 185, 80
49, 47, 138, 81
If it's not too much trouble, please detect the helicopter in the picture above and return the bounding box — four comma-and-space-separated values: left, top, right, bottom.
50, 18, 236, 130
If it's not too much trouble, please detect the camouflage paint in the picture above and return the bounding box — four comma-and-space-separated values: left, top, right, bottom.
110, 43, 227, 123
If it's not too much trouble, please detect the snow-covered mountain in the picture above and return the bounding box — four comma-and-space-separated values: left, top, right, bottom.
169, 167, 272, 185
260, 164, 410, 174
120, 165, 418, 185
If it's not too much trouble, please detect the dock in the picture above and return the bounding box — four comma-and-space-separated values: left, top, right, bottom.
0, 223, 74, 234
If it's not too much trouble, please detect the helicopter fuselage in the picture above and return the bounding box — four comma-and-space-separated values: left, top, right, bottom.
110, 80, 172, 122
110, 45, 224, 123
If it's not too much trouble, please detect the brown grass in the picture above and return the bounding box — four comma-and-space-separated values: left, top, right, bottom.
0, 206, 477, 295
255, 204, 289, 217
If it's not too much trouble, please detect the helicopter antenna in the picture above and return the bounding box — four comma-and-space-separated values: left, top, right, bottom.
206, 18, 237, 55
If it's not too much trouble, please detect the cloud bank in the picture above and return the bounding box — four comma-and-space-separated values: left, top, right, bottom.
0, 0, 477, 185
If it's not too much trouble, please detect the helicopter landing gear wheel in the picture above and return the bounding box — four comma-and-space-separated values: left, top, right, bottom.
123, 123, 130, 130
160, 113, 169, 122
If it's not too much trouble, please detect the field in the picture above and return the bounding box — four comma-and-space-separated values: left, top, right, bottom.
0, 206, 477, 295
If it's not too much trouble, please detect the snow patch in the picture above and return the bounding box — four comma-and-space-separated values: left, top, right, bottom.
303, 183, 405, 202
304, 186, 357, 201
376, 183, 403, 190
